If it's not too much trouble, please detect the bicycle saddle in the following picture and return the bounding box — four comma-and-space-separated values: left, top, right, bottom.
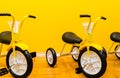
0, 31, 11, 44
62, 32, 82, 44
110, 32, 120, 42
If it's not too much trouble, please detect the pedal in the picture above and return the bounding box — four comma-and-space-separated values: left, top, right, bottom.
30, 52, 36, 58
0, 68, 8, 76
75, 67, 82, 74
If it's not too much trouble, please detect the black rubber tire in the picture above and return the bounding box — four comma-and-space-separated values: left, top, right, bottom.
78, 46, 107, 78
71, 46, 79, 62
6, 46, 33, 78
46, 48, 57, 67
115, 45, 120, 59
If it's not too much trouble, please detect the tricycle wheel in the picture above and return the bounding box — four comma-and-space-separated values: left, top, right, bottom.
6, 46, 33, 78
71, 46, 79, 61
78, 46, 107, 78
46, 48, 57, 67
115, 45, 120, 59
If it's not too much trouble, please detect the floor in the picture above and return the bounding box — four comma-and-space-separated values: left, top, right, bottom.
0, 53, 120, 78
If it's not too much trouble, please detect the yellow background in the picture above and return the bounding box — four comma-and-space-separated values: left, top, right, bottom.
0, 0, 120, 52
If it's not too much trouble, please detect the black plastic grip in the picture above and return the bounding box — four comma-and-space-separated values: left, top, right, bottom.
29, 15, 36, 19
101, 16, 106, 20
80, 15, 91, 18
0, 13, 11, 16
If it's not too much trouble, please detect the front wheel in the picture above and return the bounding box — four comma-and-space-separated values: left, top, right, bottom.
46, 48, 57, 67
115, 45, 120, 59
6, 46, 33, 78
78, 46, 107, 78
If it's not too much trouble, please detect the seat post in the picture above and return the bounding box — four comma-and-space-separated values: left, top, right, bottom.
60, 44, 66, 56
108, 42, 115, 53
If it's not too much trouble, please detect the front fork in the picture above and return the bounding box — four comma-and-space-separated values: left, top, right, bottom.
87, 44, 90, 58
12, 42, 16, 58
86, 33, 93, 58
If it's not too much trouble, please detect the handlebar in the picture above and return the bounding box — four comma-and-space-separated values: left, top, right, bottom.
101, 16, 106, 20
80, 15, 91, 18
0, 13, 15, 32
19, 15, 36, 32
0, 13, 11, 16
29, 15, 36, 19
0, 13, 36, 35
80, 14, 107, 34
80, 14, 91, 33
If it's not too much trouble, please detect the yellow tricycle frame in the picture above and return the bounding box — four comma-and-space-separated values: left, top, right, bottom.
0, 14, 35, 58
59, 16, 105, 57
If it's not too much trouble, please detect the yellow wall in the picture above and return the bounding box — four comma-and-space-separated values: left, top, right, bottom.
0, 0, 120, 52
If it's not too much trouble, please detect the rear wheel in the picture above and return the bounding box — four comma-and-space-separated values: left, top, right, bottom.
115, 45, 120, 59
71, 46, 79, 61
6, 46, 33, 78
78, 46, 107, 78
46, 48, 57, 67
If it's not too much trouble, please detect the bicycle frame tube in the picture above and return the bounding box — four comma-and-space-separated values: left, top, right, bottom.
108, 42, 120, 54
86, 17, 92, 33
108, 42, 115, 52
59, 43, 81, 57
19, 15, 29, 33
91, 16, 102, 33
19, 15, 36, 34
9, 15, 16, 58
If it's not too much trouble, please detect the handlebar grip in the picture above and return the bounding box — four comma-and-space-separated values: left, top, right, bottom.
101, 16, 106, 20
29, 15, 36, 19
80, 15, 91, 18
0, 13, 11, 16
